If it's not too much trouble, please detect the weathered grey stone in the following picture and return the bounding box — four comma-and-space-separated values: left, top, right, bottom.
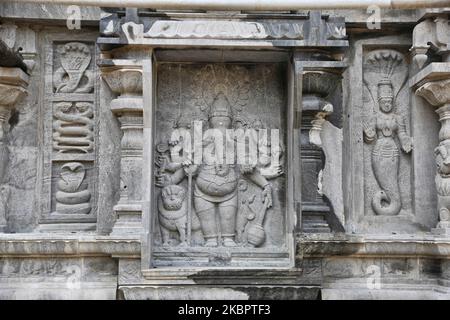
0, 6, 449, 300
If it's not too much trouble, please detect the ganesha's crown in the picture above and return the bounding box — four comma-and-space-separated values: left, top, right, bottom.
209, 92, 233, 119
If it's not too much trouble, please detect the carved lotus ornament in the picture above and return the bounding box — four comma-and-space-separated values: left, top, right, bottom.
0, 67, 29, 107
302, 70, 340, 97
416, 78, 450, 107
102, 67, 142, 96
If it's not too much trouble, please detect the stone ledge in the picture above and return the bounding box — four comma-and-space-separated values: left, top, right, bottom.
298, 233, 450, 258
0, 234, 140, 257
118, 285, 320, 300
409, 62, 450, 88
0, 233, 449, 259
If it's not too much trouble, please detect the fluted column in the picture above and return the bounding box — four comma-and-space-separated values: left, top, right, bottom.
0, 67, 29, 232
101, 64, 144, 235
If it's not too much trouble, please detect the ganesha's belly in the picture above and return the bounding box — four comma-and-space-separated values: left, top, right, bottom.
196, 167, 238, 196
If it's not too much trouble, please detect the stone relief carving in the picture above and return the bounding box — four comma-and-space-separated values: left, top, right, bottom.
0, 259, 79, 277
53, 102, 94, 153
55, 162, 91, 214
39, 38, 97, 228
110, 12, 347, 49
155, 64, 285, 249
146, 20, 304, 40
53, 42, 94, 93
435, 139, 450, 229
362, 50, 412, 216
120, 20, 305, 43
157, 184, 201, 247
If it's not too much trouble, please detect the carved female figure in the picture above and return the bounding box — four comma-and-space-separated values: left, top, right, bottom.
363, 79, 412, 216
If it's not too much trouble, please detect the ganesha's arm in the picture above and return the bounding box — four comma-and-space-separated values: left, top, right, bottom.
245, 169, 270, 189
245, 170, 273, 208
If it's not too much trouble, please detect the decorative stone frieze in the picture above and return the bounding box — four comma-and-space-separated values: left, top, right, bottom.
39, 34, 98, 232
2, 5, 450, 300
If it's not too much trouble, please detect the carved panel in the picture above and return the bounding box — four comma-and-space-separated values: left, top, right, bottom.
52, 42, 94, 94
53, 102, 94, 154
51, 161, 93, 215
39, 34, 98, 228
144, 20, 305, 40
362, 49, 413, 219
152, 63, 289, 268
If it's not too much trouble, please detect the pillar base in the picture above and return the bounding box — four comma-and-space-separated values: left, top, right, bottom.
431, 227, 450, 236
36, 223, 96, 233
110, 203, 143, 236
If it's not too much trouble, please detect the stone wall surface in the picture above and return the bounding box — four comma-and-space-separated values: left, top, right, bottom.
0, 4, 449, 300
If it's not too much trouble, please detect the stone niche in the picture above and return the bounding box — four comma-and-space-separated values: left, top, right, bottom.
39, 32, 99, 232
346, 35, 432, 234
152, 62, 291, 268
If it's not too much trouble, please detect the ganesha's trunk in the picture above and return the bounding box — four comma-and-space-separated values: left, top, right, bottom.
371, 138, 401, 216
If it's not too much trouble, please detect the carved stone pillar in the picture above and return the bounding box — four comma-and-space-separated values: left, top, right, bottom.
101, 64, 144, 235
411, 12, 450, 235
301, 70, 334, 232
0, 67, 29, 231
299, 67, 343, 233
416, 78, 450, 234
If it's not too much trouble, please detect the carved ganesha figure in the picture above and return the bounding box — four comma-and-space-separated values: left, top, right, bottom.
155, 89, 282, 248
363, 79, 412, 216
53, 42, 94, 93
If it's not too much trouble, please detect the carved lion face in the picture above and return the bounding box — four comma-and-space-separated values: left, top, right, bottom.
161, 185, 186, 210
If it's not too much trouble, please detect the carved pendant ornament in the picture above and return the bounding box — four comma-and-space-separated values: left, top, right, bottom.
55, 162, 91, 214
154, 65, 284, 248
53, 102, 94, 154
362, 50, 412, 216
53, 42, 94, 93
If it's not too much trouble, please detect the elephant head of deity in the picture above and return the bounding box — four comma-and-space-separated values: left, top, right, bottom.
208, 90, 233, 130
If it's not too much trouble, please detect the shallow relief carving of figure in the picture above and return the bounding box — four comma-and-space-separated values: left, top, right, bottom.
362, 50, 412, 216
154, 65, 284, 249
155, 115, 203, 247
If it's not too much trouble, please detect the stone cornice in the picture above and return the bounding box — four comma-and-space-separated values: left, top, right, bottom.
416, 78, 450, 107
410, 62, 450, 89
298, 234, 450, 258
0, 235, 141, 258
1, 234, 449, 259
